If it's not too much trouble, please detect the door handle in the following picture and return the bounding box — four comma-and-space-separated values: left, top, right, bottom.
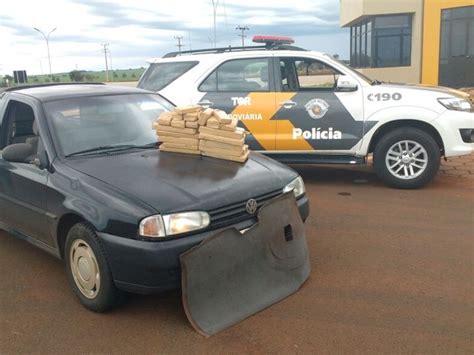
279, 100, 297, 109
197, 99, 214, 108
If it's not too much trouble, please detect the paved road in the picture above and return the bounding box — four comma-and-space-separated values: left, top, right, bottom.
0, 166, 472, 353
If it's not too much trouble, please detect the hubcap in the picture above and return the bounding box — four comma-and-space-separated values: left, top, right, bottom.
70, 239, 100, 299
385, 140, 428, 180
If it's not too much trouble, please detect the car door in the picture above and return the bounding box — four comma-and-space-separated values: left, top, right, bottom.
195, 57, 278, 151
0, 98, 52, 245
273, 56, 364, 152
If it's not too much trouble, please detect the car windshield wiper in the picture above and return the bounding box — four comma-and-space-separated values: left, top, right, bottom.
372, 79, 383, 85
66, 143, 158, 157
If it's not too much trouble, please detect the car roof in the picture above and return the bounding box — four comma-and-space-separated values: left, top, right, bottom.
147, 49, 328, 64
7, 84, 152, 102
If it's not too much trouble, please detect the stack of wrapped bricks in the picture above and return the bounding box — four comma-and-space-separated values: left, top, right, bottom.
153, 105, 201, 155
153, 106, 249, 163
199, 109, 249, 163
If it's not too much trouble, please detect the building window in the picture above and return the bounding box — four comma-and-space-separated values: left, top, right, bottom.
350, 14, 412, 68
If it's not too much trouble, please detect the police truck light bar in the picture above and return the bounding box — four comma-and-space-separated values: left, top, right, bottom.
252, 35, 295, 46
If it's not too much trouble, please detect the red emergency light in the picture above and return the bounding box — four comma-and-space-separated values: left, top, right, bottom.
252, 35, 295, 46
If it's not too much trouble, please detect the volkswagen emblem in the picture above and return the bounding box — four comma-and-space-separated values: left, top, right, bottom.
245, 199, 258, 214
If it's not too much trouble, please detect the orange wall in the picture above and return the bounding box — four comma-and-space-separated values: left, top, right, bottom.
422, 0, 474, 85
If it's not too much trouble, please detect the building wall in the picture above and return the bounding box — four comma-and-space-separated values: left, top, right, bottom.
421, 0, 473, 86
340, 0, 424, 83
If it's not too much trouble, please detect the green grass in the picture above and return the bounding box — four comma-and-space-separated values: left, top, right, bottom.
2, 68, 146, 86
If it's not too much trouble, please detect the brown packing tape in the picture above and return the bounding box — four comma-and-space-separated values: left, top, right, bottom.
160, 144, 201, 155
198, 132, 245, 146
157, 131, 200, 139
156, 125, 198, 136
198, 108, 214, 126
158, 112, 173, 126
175, 105, 202, 114
199, 126, 245, 140
158, 135, 199, 145
185, 121, 199, 128
161, 141, 199, 150
184, 113, 199, 122
206, 117, 220, 129
200, 140, 247, 153
212, 109, 232, 124
171, 120, 186, 128
200, 144, 246, 158
172, 113, 184, 120
220, 117, 238, 131
202, 150, 249, 163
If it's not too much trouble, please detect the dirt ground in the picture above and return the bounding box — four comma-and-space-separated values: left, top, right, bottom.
0, 164, 473, 354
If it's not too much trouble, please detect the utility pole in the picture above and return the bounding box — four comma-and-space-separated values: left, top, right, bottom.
33, 27, 56, 78
235, 25, 249, 47
211, 0, 219, 48
174, 36, 184, 53
101, 43, 110, 82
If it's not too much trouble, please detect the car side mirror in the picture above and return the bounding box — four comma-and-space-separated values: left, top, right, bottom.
2, 143, 34, 163
336, 75, 358, 92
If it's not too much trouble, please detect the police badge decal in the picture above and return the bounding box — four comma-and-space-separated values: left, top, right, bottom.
305, 98, 329, 119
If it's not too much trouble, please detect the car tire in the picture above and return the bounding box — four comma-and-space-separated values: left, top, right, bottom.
64, 222, 121, 312
373, 127, 440, 189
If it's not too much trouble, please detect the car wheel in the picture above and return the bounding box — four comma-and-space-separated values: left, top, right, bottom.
373, 127, 440, 189
65, 222, 121, 312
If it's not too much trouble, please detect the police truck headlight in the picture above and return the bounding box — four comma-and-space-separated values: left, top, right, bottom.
438, 97, 472, 112
283, 176, 306, 198
139, 212, 210, 238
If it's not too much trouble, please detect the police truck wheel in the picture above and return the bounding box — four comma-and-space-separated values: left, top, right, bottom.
65, 222, 121, 312
373, 128, 440, 189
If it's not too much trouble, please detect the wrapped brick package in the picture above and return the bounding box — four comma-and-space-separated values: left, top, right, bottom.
153, 106, 249, 163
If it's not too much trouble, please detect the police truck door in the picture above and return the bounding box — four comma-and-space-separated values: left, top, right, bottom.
273, 56, 364, 152
197, 57, 277, 151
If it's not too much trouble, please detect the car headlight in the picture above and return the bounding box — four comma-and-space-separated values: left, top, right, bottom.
139, 211, 210, 238
438, 97, 472, 112
283, 176, 305, 198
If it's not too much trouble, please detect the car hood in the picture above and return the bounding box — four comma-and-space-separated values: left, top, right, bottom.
379, 82, 470, 99
65, 150, 297, 214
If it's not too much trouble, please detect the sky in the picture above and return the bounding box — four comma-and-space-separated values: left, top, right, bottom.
0, 0, 349, 76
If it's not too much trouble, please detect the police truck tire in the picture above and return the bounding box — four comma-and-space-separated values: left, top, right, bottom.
373, 127, 440, 189
64, 222, 122, 312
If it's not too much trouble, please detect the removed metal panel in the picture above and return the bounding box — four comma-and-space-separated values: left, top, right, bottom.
180, 192, 311, 336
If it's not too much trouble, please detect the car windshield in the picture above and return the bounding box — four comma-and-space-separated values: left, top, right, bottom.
324, 55, 375, 84
44, 93, 173, 157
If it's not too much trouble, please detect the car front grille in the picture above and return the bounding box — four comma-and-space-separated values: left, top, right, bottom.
208, 189, 282, 230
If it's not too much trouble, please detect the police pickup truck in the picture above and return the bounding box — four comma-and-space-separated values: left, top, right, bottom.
138, 36, 474, 189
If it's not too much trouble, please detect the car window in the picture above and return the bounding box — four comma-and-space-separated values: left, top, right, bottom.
44, 94, 171, 157
199, 58, 270, 92
2, 100, 36, 147
138, 61, 198, 91
280, 58, 339, 91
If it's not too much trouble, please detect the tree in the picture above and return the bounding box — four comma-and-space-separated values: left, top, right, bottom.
122, 73, 127, 79
69, 70, 85, 82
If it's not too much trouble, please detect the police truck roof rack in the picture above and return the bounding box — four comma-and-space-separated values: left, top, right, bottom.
163, 35, 304, 58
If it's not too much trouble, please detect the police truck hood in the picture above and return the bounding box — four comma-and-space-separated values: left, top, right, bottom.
65, 149, 298, 214
380, 82, 470, 99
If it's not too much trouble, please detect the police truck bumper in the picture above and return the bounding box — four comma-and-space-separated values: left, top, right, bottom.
433, 110, 474, 157
97, 195, 310, 294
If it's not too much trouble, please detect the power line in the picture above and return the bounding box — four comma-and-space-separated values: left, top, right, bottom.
174, 36, 184, 53
101, 43, 110, 81
235, 25, 249, 47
